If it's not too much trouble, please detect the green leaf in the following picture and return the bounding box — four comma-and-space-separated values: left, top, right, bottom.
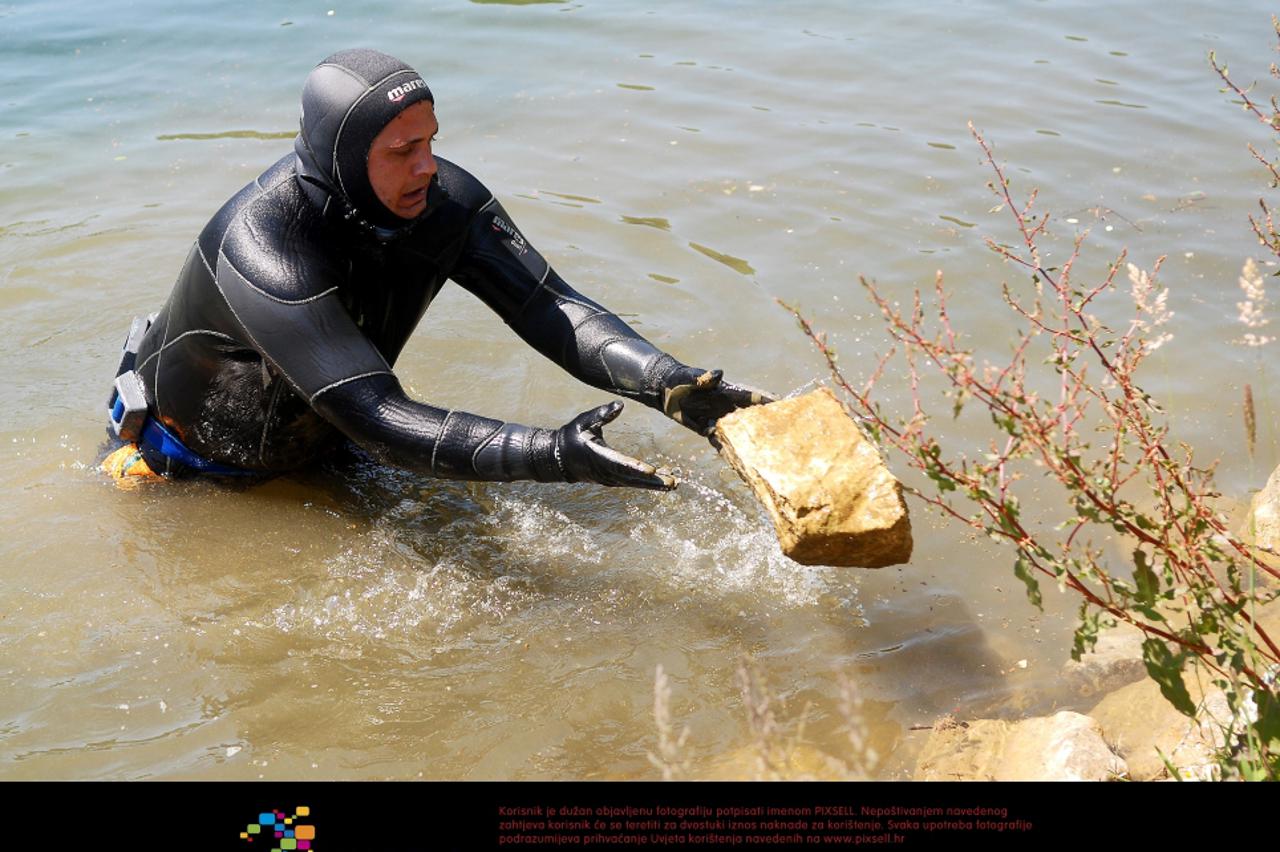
1193, 609, 1219, 637
1238, 761, 1271, 782
991, 412, 1021, 436
920, 443, 957, 493
1132, 604, 1167, 624
1255, 686, 1280, 748
1014, 557, 1043, 611
1071, 602, 1102, 662
1141, 639, 1195, 717
927, 469, 957, 492
1133, 548, 1158, 607
1225, 558, 1242, 595
997, 500, 1022, 537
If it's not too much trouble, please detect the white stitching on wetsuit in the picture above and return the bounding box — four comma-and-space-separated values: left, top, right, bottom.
197, 242, 215, 278
153, 295, 175, 419
227, 270, 339, 305
430, 409, 456, 475
470, 422, 506, 475
137, 328, 237, 372
308, 370, 395, 404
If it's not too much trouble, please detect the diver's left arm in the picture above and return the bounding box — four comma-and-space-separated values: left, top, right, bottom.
449, 196, 773, 436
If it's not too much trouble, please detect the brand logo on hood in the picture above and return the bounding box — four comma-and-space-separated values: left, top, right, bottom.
387, 78, 428, 103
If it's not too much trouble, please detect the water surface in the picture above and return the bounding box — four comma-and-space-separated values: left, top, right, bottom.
2, 0, 1277, 780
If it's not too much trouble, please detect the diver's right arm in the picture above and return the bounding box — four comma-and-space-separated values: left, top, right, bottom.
214, 232, 672, 489
312, 373, 673, 488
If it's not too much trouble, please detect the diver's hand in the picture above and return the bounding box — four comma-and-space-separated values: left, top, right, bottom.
659, 366, 777, 437
554, 401, 677, 490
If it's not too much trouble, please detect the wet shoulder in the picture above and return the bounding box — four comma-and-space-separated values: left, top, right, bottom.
208, 155, 340, 300
434, 157, 496, 216
399, 157, 496, 251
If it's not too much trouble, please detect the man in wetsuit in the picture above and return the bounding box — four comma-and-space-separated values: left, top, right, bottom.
108, 49, 770, 488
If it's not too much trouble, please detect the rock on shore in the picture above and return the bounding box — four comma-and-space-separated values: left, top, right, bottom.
1242, 462, 1280, 578
913, 597, 1280, 780
1059, 621, 1148, 700
913, 711, 1127, 781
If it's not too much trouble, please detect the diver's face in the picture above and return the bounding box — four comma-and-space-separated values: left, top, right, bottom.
367, 101, 439, 219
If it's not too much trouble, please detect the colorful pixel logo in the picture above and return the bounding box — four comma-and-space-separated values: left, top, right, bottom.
239, 806, 315, 851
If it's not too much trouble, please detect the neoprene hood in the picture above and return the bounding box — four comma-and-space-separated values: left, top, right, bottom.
294, 48, 437, 237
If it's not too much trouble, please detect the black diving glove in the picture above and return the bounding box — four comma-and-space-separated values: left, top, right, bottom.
553, 401, 677, 491
658, 365, 777, 437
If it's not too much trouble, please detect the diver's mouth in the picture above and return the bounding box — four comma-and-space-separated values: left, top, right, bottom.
400, 186, 428, 208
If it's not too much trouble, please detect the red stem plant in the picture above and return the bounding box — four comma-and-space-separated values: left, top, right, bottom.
783, 27, 1280, 778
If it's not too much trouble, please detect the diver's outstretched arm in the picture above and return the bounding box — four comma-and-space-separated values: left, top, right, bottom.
312, 373, 674, 489
449, 195, 774, 436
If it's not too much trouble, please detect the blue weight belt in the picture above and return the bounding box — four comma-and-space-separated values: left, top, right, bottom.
110, 394, 255, 477
139, 417, 256, 476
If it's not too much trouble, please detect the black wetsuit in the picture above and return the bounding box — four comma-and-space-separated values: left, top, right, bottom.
132, 149, 685, 479
131, 50, 682, 482
126, 49, 771, 485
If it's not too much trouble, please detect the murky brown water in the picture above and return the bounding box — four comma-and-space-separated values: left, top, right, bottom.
3, 0, 1278, 779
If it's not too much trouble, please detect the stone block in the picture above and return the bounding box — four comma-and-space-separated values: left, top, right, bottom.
714, 387, 911, 567
1087, 596, 1280, 780
1087, 674, 1227, 781
1242, 462, 1280, 580
914, 711, 1127, 781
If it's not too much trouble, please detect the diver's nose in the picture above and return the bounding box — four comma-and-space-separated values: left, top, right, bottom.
415, 149, 437, 180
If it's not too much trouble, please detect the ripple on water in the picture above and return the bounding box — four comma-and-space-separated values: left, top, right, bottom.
687, 241, 755, 275
1095, 99, 1148, 109
539, 190, 602, 204
258, 459, 835, 652
259, 534, 543, 643
624, 473, 830, 611
156, 130, 297, 141
6, 0, 1268, 781
620, 215, 671, 230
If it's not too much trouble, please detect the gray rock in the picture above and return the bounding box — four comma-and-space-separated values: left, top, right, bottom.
1060, 622, 1148, 699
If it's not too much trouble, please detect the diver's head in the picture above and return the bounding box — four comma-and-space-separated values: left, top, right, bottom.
294, 49, 437, 235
